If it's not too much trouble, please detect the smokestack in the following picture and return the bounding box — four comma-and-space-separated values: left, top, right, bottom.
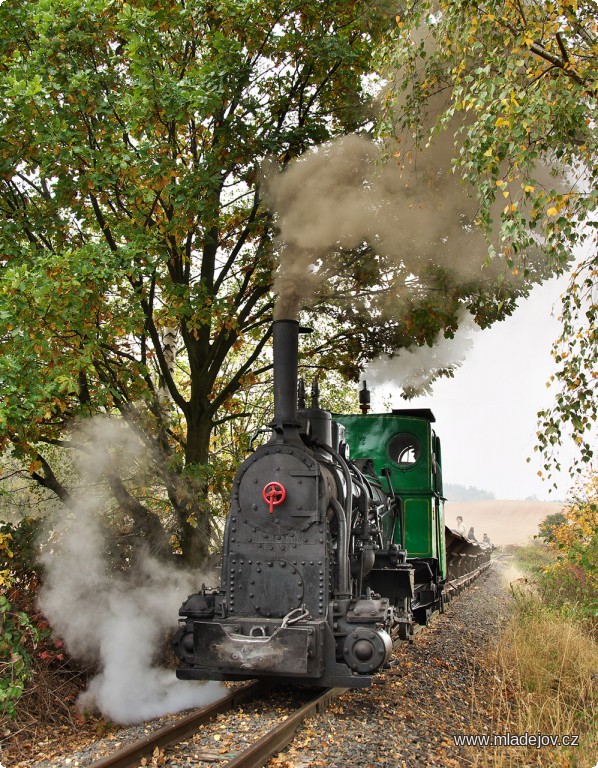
272, 319, 300, 428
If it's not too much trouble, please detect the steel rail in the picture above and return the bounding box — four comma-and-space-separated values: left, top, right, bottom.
86, 680, 265, 768
85, 683, 345, 768
222, 687, 346, 768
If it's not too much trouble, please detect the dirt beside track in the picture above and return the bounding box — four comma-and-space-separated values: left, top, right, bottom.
268, 561, 511, 768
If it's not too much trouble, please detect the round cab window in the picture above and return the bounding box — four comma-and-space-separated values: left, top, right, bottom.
387, 432, 421, 467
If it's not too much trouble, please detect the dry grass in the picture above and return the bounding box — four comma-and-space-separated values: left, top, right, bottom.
469, 570, 598, 768
0, 661, 101, 765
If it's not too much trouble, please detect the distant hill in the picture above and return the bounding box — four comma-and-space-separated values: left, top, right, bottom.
445, 500, 566, 546
444, 483, 495, 502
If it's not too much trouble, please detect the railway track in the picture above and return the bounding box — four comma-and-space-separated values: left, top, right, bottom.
84, 563, 491, 768
444, 560, 492, 602
86, 681, 345, 768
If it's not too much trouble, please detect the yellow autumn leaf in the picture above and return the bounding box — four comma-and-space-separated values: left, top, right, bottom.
524, 185, 535, 193
547, 207, 558, 216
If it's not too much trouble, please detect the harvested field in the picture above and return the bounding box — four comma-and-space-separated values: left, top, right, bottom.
445, 500, 565, 545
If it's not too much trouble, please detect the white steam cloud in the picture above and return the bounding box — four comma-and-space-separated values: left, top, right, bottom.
37, 417, 224, 724
365, 314, 478, 397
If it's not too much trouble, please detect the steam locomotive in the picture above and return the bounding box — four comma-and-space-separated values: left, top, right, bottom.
173, 320, 491, 688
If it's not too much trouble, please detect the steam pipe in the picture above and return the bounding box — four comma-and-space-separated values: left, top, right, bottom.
315, 438, 352, 598
330, 497, 350, 597
359, 380, 371, 414
313, 438, 354, 529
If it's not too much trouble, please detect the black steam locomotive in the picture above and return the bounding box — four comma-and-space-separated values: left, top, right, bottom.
173, 320, 491, 687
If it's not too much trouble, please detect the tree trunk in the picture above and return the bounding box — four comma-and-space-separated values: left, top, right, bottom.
179, 407, 214, 567
180, 499, 211, 568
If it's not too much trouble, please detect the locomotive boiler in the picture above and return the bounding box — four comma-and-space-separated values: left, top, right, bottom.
173, 320, 491, 687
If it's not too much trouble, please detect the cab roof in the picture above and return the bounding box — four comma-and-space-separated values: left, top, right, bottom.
391, 408, 436, 423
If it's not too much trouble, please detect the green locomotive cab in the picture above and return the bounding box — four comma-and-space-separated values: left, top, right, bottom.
335, 409, 446, 626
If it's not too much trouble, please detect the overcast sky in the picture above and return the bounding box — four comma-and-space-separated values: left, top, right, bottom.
369, 273, 580, 501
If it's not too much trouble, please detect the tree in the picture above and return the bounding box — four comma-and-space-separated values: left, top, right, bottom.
0, 0, 401, 563
0, 0, 563, 565
536, 256, 596, 482
382, 0, 597, 480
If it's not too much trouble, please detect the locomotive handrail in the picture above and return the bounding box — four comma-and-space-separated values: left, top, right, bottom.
382, 467, 405, 550
280, 605, 311, 628
248, 427, 270, 451
352, 461, 375, 499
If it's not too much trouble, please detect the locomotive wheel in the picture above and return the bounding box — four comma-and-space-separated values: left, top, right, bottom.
398, 621, 412, 641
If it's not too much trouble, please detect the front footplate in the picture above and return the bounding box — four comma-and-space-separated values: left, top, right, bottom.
175, 619, 325, 680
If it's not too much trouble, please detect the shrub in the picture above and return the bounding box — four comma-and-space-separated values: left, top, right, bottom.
0, 523, 47, 717
544, 473, 598, 621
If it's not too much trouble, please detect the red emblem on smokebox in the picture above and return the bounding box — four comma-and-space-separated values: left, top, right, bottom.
262, 482, 286, 513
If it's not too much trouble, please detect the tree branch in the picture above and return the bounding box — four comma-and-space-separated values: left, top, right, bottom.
30, 454, 72, 505
106, 473, 173, 558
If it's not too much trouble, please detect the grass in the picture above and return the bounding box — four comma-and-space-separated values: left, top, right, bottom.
469, 557, 598, 768
511, 539, 556, 575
